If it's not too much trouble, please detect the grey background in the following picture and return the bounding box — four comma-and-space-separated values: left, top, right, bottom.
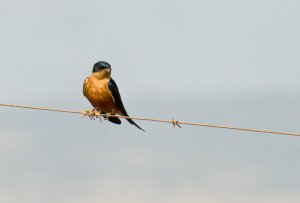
1, 0, 300, 202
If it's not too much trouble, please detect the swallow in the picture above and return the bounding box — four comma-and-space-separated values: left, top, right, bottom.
83, 61, 145, 131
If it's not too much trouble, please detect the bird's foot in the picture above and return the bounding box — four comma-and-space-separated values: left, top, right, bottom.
103, 112, 111, 120
82, 109, 101, 120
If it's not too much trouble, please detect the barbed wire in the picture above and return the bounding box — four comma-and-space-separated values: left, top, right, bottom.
0, 103, 299, 136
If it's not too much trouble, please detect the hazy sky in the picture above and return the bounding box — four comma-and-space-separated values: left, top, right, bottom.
1, 0, 300, 202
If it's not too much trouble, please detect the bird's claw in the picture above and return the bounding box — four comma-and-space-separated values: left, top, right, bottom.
82, 109, 101, 120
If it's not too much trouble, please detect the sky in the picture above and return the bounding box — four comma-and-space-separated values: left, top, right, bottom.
0, 0, 300, 202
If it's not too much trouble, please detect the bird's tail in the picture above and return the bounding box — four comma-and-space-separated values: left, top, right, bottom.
108, 116, 122, 124
126, 117, 145, 132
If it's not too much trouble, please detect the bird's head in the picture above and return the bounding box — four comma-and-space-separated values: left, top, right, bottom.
92, 61, 112, 78
92, 61, 111, 73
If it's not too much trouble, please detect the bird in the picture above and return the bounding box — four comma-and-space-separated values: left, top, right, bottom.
83, 61, 145, 131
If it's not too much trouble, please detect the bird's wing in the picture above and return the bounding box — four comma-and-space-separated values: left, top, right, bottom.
108, 78, 127, 115
108, 78, 145, 131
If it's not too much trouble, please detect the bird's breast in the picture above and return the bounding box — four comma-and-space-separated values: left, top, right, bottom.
83, 76, 119, 113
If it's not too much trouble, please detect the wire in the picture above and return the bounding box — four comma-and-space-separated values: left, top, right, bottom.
0, 103, 299, 137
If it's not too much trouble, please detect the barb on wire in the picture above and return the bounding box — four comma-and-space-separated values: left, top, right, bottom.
172, 118, 181, 128
0, 103, 299, 137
